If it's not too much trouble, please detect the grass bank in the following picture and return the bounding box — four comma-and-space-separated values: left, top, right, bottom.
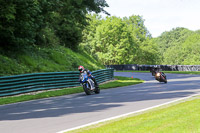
67, 95, 200, 133
0, 76, 144, 105
0, 45, 104, 76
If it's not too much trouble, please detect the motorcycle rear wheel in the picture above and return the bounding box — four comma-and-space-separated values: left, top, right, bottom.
94, 86, 100, 94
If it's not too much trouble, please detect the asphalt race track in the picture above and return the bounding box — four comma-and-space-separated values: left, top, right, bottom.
0, 72, 200, 133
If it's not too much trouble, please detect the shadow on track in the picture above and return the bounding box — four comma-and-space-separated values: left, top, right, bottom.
0, 72, 200, 121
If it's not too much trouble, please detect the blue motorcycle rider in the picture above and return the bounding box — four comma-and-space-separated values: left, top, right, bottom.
78, 66, 99, 90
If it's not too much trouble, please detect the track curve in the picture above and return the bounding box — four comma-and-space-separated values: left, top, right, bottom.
0, 72, 200, 133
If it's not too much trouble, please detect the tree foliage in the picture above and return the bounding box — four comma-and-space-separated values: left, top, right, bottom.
0, 0, 109, 50
123, 15, 151, 41
156, 27, 200, 65
1, 0, 199, 67
80, 14, 160, 65
155, 27, 192, 54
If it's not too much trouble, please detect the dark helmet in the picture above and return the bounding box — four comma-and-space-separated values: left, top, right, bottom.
78, 66, 84, 73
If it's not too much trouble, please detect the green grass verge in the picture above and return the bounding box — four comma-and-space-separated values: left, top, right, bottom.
0, 76, 143, 105
116, 70, 200, 75
0, 45, 104, 76
67, 96, 200, 133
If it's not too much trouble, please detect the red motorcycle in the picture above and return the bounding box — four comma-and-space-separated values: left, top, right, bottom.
155, 72, 167, 83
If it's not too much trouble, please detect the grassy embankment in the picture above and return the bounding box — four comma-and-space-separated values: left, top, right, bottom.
68, 96, 200, 133
0, 76, 144, 105
0, 45, 104, 76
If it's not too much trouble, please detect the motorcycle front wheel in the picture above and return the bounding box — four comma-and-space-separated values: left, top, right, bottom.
161, 76, 167, 83
83, 83, 93, 95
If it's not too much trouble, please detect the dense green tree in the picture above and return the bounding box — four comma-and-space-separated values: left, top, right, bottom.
123, 15, 151, 42
81, 14, 160, 65
0, 0, 15, 47
155, 27, 193, 54
0, 0, 40, 47
91, 16, 139, 65
182, 33, 200, 64
136, 39, 161, 65
0, 0, 109, 50
80, 14, 103, 54
156, 27, 200, 65
163, 45, 183, 65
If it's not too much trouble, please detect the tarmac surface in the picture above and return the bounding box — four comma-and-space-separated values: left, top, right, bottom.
0, 72, 200, 133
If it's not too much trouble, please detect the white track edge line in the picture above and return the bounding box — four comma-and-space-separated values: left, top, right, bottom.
57, 93, 199, 133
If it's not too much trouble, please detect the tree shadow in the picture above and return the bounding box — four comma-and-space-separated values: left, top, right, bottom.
0, 72, 200, 121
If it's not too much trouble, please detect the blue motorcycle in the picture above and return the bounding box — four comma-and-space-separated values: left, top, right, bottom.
79, 72, 100, 95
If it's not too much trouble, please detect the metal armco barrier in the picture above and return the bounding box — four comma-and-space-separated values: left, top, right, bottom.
0, 69, 114, 97
106, 65, 200, 71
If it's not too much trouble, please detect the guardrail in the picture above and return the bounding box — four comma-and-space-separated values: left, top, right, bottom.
0, 69, 114, 97
106, 65, 200, 71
